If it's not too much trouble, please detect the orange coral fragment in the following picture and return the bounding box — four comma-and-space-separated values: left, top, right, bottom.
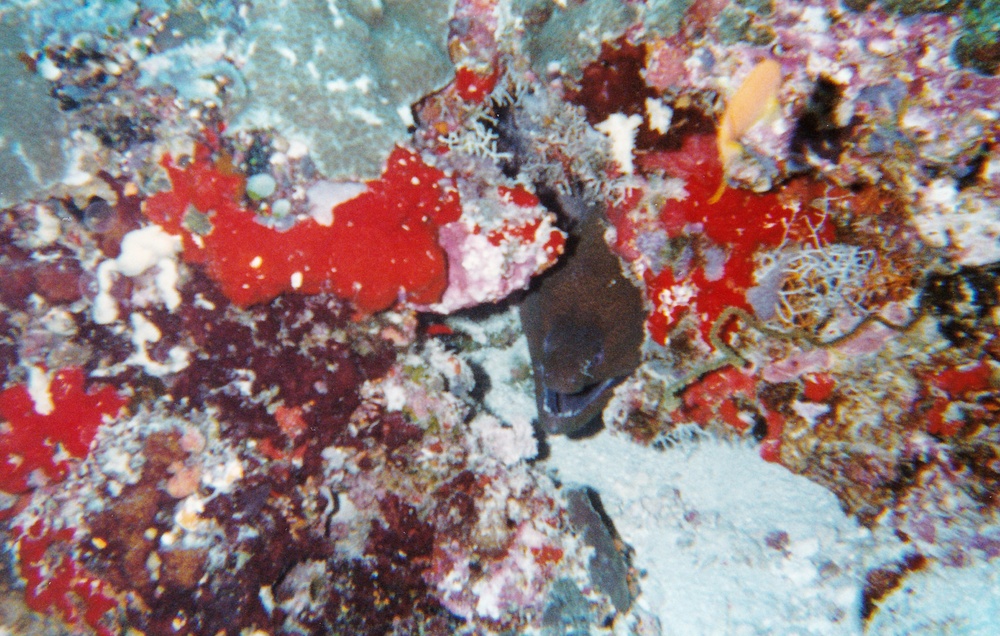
710, 58, 783, 203
274, 404, 308, 441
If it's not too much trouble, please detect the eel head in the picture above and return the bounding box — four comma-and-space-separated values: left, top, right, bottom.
520, 212, 645, 436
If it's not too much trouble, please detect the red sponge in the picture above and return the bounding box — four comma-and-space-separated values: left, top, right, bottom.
0, 368, 126, 494
145, 145, 461, 313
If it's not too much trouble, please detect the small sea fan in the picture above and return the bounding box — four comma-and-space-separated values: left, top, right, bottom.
758, 244, 875, 332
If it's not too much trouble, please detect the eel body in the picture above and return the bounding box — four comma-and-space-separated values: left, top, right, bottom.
520, 210, 645, 436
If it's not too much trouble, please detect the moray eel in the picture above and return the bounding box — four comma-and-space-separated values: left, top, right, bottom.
520, 208, 645, 436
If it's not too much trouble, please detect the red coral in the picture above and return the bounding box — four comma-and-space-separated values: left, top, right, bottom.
924, 398, 963, 437
17, 521, 119, 636
931, 361, 992, 396
487, 186, 563, 251
144, 145, 461, 313
455, 66, 499, 103
921, 359, 996, 437
638, 134, 835, 345
680, 367, 758, 431
604, 186, 645, 260
487, 218, 542, 246
759, 412, 785, 463
655, 133, 829, 246
0, 367, 126, 494
679, 367, 785, 461
142, 145, 246, 264
273, 404, 308, 441
425, 323, 454, 337
496, 184, 539, 208
530, 544, 564, 567
802, 373, 836, 402
542, 227, 567, 260
643, 268, 685, 346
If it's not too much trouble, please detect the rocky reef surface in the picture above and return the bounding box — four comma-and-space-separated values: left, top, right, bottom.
1, 0, 1000, 634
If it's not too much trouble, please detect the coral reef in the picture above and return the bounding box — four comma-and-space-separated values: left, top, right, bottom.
515, 0, 639, 81
2, 0, 1000, 634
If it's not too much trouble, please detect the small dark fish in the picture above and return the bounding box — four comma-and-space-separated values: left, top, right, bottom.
520, 209, 645, 436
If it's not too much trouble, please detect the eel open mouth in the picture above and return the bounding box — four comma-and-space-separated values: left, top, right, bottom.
542, 377, 618, 420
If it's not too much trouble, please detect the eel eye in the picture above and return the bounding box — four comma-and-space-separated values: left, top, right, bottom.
593, 349, 605, 367
582, 349, 605, 377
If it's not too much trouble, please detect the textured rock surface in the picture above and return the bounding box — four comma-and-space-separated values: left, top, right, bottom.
233, 0, 455, 179
0, 16, 68, 207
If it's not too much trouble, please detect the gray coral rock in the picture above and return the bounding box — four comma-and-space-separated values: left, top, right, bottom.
0, 14, 69, 207
232, 0, 456, 180
566, 487, 633, 613
515, 0, 638, 82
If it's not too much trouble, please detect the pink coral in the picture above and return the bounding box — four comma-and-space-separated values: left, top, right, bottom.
420, 185, 565, 313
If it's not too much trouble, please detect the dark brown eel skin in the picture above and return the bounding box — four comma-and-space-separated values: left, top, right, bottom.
520, 208, 646, 436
